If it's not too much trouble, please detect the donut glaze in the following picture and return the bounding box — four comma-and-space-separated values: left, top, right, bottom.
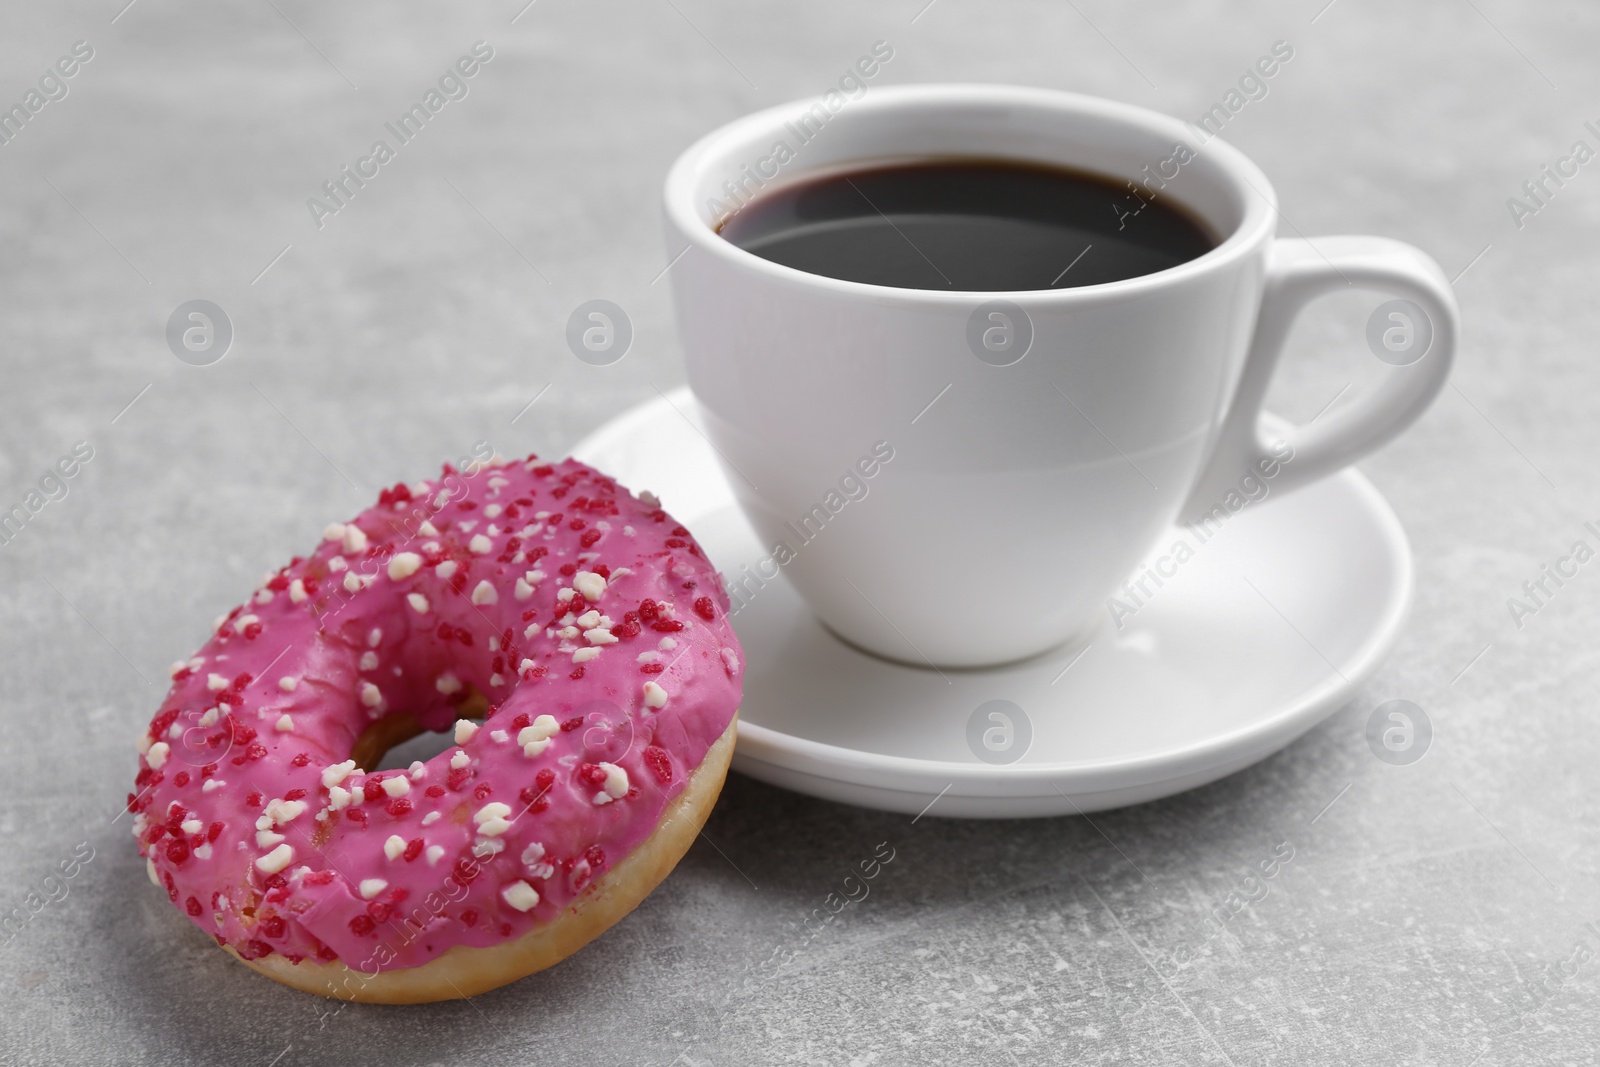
130, 455, 742, 980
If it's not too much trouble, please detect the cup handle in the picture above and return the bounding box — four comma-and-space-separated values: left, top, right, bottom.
1177, 236, 1459, 525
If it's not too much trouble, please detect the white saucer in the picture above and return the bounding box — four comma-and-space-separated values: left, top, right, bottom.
573, 390, 1412, 818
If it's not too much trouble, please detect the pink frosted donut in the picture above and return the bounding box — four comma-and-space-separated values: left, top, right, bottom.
130, 453, 742, 1002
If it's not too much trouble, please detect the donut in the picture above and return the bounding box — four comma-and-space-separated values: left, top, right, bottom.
129, 453, 743, 1002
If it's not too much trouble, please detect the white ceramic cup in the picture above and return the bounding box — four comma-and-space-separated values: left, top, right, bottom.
663, 84, 1456, 669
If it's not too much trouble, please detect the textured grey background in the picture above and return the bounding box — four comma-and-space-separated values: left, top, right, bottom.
1, 0, 1596, 1063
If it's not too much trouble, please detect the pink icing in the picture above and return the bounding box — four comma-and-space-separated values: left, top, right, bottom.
130, 454, 742, 974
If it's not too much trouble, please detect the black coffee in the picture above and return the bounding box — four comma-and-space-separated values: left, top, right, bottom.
717, 158, 1216, 291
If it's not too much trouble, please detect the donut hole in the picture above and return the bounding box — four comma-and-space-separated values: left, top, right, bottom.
352, 689, 489, 773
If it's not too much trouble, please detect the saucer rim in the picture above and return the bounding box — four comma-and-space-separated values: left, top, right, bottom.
574, 389, 1413, 803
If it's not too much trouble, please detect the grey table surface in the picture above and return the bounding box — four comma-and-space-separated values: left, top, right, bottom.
2, 0, 1597, 1063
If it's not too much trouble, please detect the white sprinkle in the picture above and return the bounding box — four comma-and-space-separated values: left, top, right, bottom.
556, 626, 579, 640
361, 682, 383, 708
722, 647, 741, 675
328, 556, 347, 573
255, 587, 273, 605
342, 525, 369, 554
382, 776, 410, 797
518, 658, 538, 675
490, 673, 505, 687
327, 785, 351, 809
490, 729, 509, 744
469, 534, 492, 555
471, 580, 498, 606
360, 651, 379, 671
556, 588, 575, 604
658, 637, 677, 650
436, 673, 463, 696
288, 579, 308, 604
425, 845, 445, 866
275, 714, 294, 733
478, 817, 511, 837
638, 490, 660, 507
322, 760, 357, 787
521, 841, 546, 867
522, 738, 552, 758
584, 627, 619, 646
359, 878, 388, 900
473, 837, 505, 857
572, 647, 601, 663
384, 835, 406, 860
207, 672, 228, 692
454, 720, 478, 744
421, 811, 441, 826
202, 779, 223, 793
407, 593, 430, 615
278, 676, 298, 692
198, 707, 218, 727
450, 750, 470, 770
180, 819, 203, 835
408, 760, 427, 781
501, 880, 540, 912
573, 571, 606, 601
146, 742, 170, 770
368, 628, 383, 648
599, 761, 629, 799
642, 681, 668, 709
518, 715, 560, 746
267, 798, 308, 824
575, 610, 601, 628
342, 571, 363, 593
514, 578, 535, 601
388, 552, 423, 580
255, 844, 294, 874
636, 651, 658, 663
623, 525, 636, 536
435, 560, 458, 580
475, 802, 512, 825
193, 843, 213, 860
322, 523, 346, 542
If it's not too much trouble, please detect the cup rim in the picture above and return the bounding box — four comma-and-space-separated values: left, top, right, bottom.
663, 82, 1280, 305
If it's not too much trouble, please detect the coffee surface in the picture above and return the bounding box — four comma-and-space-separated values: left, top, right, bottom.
717, 158, 1217, 291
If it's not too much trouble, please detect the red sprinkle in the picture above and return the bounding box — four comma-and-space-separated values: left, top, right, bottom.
643, 746, 673, 783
